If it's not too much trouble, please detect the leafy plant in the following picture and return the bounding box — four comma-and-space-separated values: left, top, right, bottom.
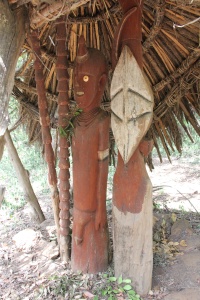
100, 274, 141, 300
58, 107, 83, 140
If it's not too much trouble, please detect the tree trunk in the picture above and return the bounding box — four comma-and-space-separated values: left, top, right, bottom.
0, 1, 25, 136
4, 129, 45, 223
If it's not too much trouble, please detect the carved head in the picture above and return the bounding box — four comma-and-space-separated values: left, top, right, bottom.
73, 36, 108, 111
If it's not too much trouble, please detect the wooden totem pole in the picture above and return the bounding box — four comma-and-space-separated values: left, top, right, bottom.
71, 36, 110, 273
111, 0, 154, 295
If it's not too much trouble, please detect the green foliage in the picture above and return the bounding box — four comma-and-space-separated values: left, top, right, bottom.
58, 108, 83, 140
36, 273, 141, 300
35, 274, 88, 299
100, 275, 141, 300
0, 97, 49, 214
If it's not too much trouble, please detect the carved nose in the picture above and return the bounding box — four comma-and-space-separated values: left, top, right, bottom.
75, 81, 80, 88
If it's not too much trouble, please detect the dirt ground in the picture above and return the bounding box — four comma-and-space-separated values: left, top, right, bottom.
0, 156, 199, 300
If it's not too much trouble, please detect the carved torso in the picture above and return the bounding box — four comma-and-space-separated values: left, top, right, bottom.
72, 109, 109, 212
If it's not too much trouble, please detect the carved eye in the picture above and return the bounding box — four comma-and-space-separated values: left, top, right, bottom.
83, 75, 89, 82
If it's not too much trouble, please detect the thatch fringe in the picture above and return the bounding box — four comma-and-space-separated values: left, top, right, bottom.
153, 48, 200, 92
15, 79, 58, 102
68, 3, 120, 24
154, 60, 200, 119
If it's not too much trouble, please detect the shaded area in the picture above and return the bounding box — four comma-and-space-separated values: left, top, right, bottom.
6, 0, 200, 160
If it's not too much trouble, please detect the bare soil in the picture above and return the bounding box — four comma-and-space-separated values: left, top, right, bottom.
0, 156, 199, 300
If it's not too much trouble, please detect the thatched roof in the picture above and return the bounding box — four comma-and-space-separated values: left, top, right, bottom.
9, 0, 200, 161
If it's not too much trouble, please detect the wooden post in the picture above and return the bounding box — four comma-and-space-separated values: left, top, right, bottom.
55, 16, 71, 262
111, 0, 154, 295
4, 129, 45, 223
29, 31, 60, 242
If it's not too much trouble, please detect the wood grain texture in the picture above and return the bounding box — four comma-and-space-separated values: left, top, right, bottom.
111, 46, 153, 164
113, 179, 153, 295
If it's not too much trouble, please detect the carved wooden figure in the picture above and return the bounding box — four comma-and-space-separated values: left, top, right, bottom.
111, 0, 154, 295
71, 36, 110, 273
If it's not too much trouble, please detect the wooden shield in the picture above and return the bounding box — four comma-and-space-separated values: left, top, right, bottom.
111, 46, 154, 164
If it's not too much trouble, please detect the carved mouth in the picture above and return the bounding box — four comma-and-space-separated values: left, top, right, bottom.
76, 91, 84, 96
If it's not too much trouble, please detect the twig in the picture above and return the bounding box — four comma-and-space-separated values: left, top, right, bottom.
173, 17, 200, 29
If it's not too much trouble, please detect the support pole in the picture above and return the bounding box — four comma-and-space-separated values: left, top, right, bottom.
4, 129, 45, 223
55, 16, 71, 262
29, 31, 60, 241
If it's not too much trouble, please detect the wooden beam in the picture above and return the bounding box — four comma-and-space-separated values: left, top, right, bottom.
31, 0, 91, 28
153, 48, 200, 92
154, 59, 200, 119
143, 0, 166, 52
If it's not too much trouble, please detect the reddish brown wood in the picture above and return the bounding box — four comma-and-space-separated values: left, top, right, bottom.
112, 0, 143, 70
71, 36, 110, 273
29, 30, 60, 237
112, 0, 152, 215
55, 16, 70, 261
113, 141, 153, 214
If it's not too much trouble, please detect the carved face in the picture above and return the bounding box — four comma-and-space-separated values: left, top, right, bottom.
111, 46, 154, 164
73, 61, 101, 111
73, 42, 108, 112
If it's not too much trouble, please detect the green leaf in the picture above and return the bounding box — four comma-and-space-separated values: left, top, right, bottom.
59, 127, 67, 137
103, 274, 108, 278
68, 120, 74, 128
128, 290, 136, 296
102, 290, 108, 296
118, 275, 123, 284
135, 294, 141, 299
108, 296, 113, 300
123, 284, 132, 291
108, 277, 117, 282
113, 289, 120, 294
122, 278, 132, 284
93, 296, 98, 300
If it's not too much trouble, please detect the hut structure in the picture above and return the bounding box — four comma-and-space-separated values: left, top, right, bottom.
0, 0, 199, 296
3, 0, 198, 160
